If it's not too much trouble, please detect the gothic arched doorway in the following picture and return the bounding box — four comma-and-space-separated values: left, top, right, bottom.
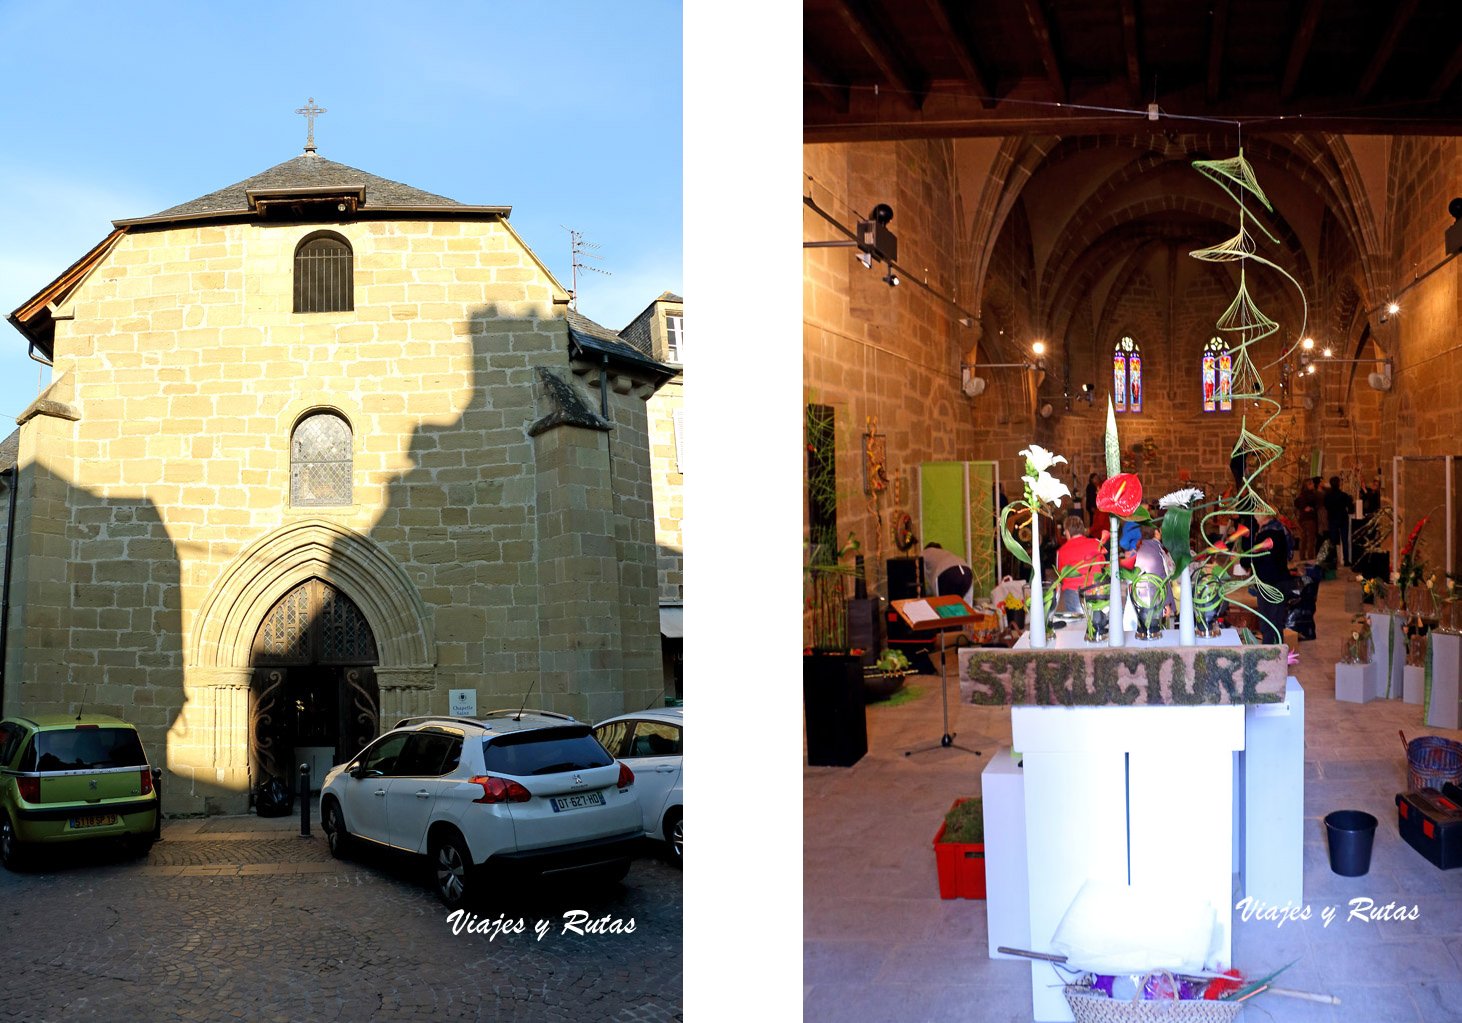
249, 577, 380, 792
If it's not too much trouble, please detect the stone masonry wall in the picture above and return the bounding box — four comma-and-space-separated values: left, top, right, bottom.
6, 215, 659, 811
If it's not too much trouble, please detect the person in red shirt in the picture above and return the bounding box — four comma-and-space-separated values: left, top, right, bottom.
1056, 514, 1104, 612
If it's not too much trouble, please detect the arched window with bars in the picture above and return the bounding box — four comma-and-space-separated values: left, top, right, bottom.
1113, 336, 1142, 413
293, 231, 354, 313
1202, 337, 1233, 412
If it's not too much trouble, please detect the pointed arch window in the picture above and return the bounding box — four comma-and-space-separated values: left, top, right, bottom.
1113, 336, 1142, 413
1202, 337, 1233, 412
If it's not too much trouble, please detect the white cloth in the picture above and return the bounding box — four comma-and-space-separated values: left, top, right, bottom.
1050, 878, 1222, 974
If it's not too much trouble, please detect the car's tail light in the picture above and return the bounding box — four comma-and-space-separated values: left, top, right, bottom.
74, 724, 98, 730
469, 776, 532, 804
139, 769, 153, 796
17, 777, 39, 803
617, 762, 634, 789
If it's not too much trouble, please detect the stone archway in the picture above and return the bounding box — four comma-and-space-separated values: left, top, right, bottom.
182, 519, 437, 805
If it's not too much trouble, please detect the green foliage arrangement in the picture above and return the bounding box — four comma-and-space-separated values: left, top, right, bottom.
939, 798, 984, 844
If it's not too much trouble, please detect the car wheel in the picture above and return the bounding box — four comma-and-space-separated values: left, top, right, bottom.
128, 834, 156, 859
431, 830, 475, 909
0, 811, 23, 871
321, 798, 351, 859
663, 807, 682, 867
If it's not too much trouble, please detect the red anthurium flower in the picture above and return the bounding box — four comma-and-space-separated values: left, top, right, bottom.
1096, 473, 1144, 517
1119, 554, 1138, 570
1098, 531, 1110, 545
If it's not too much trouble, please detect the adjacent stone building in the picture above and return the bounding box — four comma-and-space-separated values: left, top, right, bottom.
4, 146, 675, 813
621, 292, 684, 699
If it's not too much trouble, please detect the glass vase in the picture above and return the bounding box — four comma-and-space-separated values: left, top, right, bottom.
1079, 583, 1110, 644
1132, 572, 1167, 641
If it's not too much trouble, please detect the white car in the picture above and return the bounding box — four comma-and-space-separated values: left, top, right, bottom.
592, 707, 682, 865
320, 711, 642, 908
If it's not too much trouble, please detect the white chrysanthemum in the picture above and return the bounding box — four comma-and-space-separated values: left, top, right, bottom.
1019, 445, 1067, 474
1158, 487, 1205, 509
1028, 471, 1071, 507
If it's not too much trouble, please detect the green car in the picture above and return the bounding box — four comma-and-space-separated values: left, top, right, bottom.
0, 714, 160, 868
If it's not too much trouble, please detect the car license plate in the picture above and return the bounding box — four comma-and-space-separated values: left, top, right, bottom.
70, 814, 118, 829
550, 792, 605, 813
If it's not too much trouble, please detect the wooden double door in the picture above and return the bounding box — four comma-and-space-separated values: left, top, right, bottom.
249, 578, 380, 784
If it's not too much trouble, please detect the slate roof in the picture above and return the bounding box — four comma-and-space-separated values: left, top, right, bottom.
0, 429, 18, 472
566, 309, 677, 384
115, 153, 507, 227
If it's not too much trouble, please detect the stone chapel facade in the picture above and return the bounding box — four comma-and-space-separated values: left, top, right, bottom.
4, 149, 674, 813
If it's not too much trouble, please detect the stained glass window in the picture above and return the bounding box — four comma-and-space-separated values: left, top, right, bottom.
291, 411, 353, 506
1202, 337, 1232, 413
1114, 336, 1142, 413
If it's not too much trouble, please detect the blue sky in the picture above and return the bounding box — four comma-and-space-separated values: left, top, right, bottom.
0, 0, 682, 423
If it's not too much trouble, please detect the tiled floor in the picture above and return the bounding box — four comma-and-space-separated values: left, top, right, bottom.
805, 577, 1462, 1021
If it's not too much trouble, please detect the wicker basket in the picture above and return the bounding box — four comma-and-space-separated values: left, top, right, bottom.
1403, 733, 1462, 791
1064, 985, 1243, 1022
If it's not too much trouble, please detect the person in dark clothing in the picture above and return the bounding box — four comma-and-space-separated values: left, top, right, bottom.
1253, 512, 1293, 645
1324, 475, 1356, 565
1360, 475, 1382, 517
1294, 479, 1320, 561
1085, 473, 1100, 528
923, 543, 974, 603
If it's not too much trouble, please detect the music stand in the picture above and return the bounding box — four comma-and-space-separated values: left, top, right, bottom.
891, 596, 983, 758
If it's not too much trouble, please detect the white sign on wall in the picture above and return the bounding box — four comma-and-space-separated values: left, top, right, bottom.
449, 689, 477, 717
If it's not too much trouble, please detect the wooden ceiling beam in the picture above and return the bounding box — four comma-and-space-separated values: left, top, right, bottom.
1357, 0, 1420, 100
1206, 0, 1229, 102
1429, 39, 1462, 100
1119, 0, 1142, 106
830, 0, 924, 107
804, 53, 850, 113
1020, 0, 1067, 102
921, 0, 997, 107
1280, 0, 1324, 101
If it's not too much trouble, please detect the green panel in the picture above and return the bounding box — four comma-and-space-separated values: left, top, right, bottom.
921, 462, 968, 562
967, 462, 997, 596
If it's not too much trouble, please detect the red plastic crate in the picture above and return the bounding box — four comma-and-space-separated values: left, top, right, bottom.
933, 799, 987, 900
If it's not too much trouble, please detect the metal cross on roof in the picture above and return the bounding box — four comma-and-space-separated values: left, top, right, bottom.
295, 97, 326, 153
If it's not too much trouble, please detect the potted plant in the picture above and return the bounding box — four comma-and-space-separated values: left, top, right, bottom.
933, 797, 986, 900
1000, 592, 1027, 631
864, 648, 913, 702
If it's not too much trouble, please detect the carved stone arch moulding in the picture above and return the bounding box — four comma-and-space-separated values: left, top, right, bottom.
189, 518, 435, 671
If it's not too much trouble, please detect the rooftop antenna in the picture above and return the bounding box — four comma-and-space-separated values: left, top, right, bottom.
564, 227, 612, 311
514, 677, 539, 721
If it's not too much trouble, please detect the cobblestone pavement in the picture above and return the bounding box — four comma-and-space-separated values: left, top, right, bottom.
0, 807, 682, 1022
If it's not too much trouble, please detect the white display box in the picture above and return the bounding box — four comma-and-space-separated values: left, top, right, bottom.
981, 750, 1029, 960
1404, 664, 1426, 705
1240, 678, 1305, 907
1335, 660, 1377, 703
1428, 632, 1462, 729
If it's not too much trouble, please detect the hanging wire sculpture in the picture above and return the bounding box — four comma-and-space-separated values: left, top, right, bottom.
1186, 142, 1312, 629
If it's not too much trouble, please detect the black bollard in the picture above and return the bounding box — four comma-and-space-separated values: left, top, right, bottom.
299, 762, 311, 837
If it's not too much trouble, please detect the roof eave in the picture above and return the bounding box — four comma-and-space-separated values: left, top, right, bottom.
8, 227, 128, 359
567, 327, 678, 387
112, 204, 513, 228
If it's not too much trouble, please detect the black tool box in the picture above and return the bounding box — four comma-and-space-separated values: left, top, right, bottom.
1395, 785, 1462, 869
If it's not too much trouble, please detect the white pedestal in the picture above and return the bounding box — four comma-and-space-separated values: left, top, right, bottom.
982, 750, 1029, 960
1428, 632, 1462, 729
1335, 660, 1377, 703
1013, 704, 1243, 1022
1404, 664, 1426, 705
1368, 613, 1404, 699
1240, 679, 1305, 906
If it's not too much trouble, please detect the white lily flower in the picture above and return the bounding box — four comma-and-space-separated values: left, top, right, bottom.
1158, 487, 1204, 509
1019, 445, 1067, 474
1027, 470, 1070, 507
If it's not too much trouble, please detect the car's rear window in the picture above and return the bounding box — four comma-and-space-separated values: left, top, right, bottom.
481, 726, 613, 776
28, 728, 147, 772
